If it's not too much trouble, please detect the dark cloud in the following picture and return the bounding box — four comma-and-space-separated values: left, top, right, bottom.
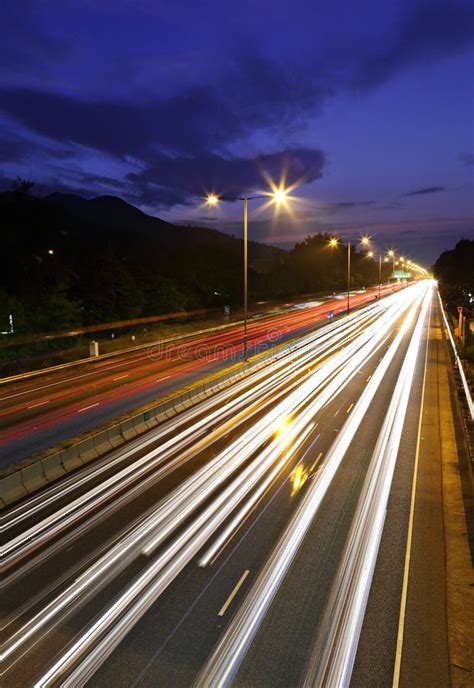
0, 2, 473, 208
334, 201, 375, 208
0, 50, 329, 164
459, 152, 474, 166
0, 87, 235, 158
355, 1, 474, 89
1, 1, 69, 78
127, 148, 325, 207
402, 186, 446, 197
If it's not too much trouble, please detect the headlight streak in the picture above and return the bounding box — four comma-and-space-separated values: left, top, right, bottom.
3, 294, 384, 535
193, 284, 428, 688
304, 285, 432, 688
1, 301, 387, 568
3, 307, 395, 664
197, 430, 321, 568
28, 286, 428, 687
141, 294, 412, 557
1, 298, 401, 663
3, 299, 376, 541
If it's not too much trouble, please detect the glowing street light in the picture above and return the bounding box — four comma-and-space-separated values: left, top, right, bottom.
386, 249, 397, 291
206, 194, 219, 206
206, 186, 294, 359
273, 188, 288, 205
328, 235, 371, 314
364, 242, 384, 301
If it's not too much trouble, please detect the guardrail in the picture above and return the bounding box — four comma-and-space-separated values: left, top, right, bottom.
438, 292, 474, 421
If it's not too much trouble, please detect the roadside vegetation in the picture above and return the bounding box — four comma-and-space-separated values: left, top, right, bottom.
1, 179, 387, 338
434, 238, 474, 383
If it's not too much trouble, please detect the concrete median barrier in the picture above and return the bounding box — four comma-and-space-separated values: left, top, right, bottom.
79, 437, 99, 464
107, 425, 125, 448
1, 472, 28, 505
162, 401, 177, 419
142, 409, 158, 429
60, 445, 84, 472
154, 411, 169, 426
41, 454, 66, 482
132, 417, 148, 436
93, 431, 113, 456
21, 462, 48, 495
120, 418, 138, 441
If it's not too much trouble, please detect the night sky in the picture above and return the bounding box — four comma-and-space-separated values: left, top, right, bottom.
1, 0, 473, 265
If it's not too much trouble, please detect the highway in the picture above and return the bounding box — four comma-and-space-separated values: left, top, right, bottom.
0, 280, 439, 687
0, 284, 401, 465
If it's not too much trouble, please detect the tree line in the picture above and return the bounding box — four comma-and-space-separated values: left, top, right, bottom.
1, 182, 388, 335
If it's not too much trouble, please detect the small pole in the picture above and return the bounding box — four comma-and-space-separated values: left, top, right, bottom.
347, 241, 351, 314
378, 254, 382, 300
243, 198, 248, 360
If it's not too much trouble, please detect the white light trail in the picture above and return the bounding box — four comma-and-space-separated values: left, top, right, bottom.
304, 285, 432, 687
28, 285, 428, 687
194, 284, 429, 687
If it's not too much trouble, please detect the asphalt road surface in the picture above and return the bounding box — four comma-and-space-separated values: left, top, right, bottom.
0, 284, 402, 465
2, 280, 446, 687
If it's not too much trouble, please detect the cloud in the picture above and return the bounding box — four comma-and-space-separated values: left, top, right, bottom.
334, 201, 375, 209
354, 1, 474, 89
0, 2, 473, 207
0, 1, 69, 81
459, 152, 474, 166
127, 148, 326, 207
402, 186, 446, 197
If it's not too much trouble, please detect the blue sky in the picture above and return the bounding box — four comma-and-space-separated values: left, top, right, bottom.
1, 0, 473, 264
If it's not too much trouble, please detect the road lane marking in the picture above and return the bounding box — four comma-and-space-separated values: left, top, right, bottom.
155, 375, 171, 383
392, 300, 431, 688
346, 402, 354, 414
77, 402, 100, 413
218, 570, 250, 617
27, 400, 50, 409
366, 374, 372, 382
113, 374, 129, 381
310, 452, 323, 472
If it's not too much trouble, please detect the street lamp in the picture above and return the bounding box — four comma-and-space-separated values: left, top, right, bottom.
328, 235, 370, 314
366, 249, 383, 300
387, 249, 396, 291
206, 187, 290, 360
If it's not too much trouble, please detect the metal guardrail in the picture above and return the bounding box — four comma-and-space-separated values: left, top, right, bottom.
438, 292, 474, 421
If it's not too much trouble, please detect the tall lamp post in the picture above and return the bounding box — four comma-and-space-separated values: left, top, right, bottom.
329, 235, 370, 314
387, 249, 396, 291
367, 250, 382, 300
206, 188, 289, 360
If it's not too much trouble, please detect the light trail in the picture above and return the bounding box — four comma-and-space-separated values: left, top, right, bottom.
1, 300, 392, 662
1, 299, 382, 561
193, 283, 429, 687
23, 284, 427, 686
304, 285, 432, 687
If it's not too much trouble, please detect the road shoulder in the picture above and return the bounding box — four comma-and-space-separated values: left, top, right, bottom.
398, 298, 473, 687
438, 312, 474, 686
